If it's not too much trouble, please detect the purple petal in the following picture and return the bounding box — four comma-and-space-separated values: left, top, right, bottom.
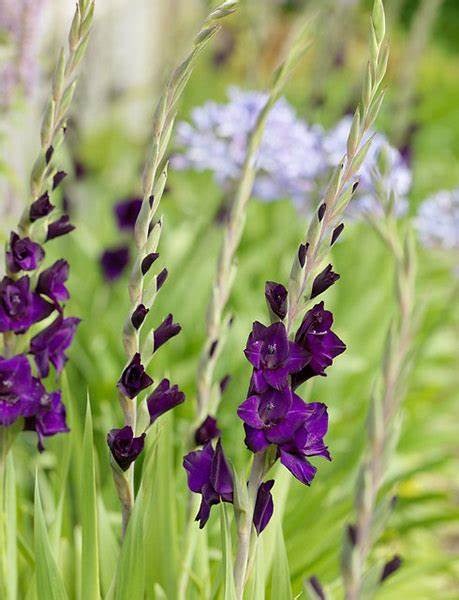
280, 449, 317, 486
183, 442, 214, 493
253, 480, 274, 535
244, 425, 269, 453
237, 395, 264, 428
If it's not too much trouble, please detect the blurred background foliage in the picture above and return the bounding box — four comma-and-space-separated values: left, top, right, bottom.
1, 0, 458, 598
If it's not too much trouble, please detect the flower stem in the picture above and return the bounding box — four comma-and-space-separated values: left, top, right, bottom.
233, 451, 266, 599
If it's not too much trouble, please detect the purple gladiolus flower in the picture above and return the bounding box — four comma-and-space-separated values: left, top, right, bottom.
278, 402, 330, 485
46, 215, 75, 241
29, 192, 55, 222
183, 439, 233, 528
311, 264, 340, 299
153, 314, 181, 351
147, 378, 185, 424
114, 197, 142, 231
244, 321, 309, 390
117, 353, 153, 399
100, 246, 130, 281
6, 232, 45, 273
0, 276, 54, 333
107, 425, 145, 471
131, 304, 149, 329
24, 389, 69, 451
0, 354, 39, 425
195, 415, 221, 446
253, 480, 274, 534
265, 281, 288, 320
30, 315, 80, 377
292, 302, 346, 388
36, 259, 70, 304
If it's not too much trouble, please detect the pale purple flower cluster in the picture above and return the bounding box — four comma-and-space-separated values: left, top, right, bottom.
172, 87, 325, 205
0, 182, 77, 450
173, 90, 412, 218
323, 116, 412, 219
0, 0, 47, 106
415, 188, 459, 250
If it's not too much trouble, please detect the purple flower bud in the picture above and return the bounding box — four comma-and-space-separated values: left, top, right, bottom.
347, 524, 357, 546
310, 264, 340, 299
265, 281, 288, 320
100, 246, 130, 282
6, 232, 45, 273
107, 426, 145, 471
331, 223, 344, 245
317, 203, 326, 221
29, 192, 55, 222
219, 374, 231, 393
0, 354, 39, 425
195, 415, 221, 446
114, 197, 142, 231
147, 378, 185, 424
45, 146, 54, 164
183, 439, 233, 528
24, 389, 69, 452
156, 268, 168, 291
153, 314, 181, 352
0, 276, 54, 333
131, 304, 149, 330
308, 577, 325, 600
117, 353, 153, 399
298, 243, 308, 268
253, 480, 274, 534
30, 315, 80, 378
141, 252, 159, 275
46, 215, 75, 241
52, 171, 67, 190
380, 555, 402, 582
36, 259, 70, 303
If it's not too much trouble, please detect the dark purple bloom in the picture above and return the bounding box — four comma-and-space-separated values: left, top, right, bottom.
265, 281, 288, 320
195, 415, 221, 446
0, 354, 39, 425
183, 439, 233, 528
131, 304, 149, 329
147, 378, 185, 424
292, 302, 346, 388
311, 265, 340, 299
30, 315, 80, 377
0, 276, 54, 333
317, 203, 326, 221
244, 321, 309, 390
24, 389, 69, 451
253, 480, 274, 534
6, 232, 45, 273
141, 252, 159, 275
278, 402, 330, 485
153, 314, 181, 351
100, 246, 130, 281
46, 215, 75, 241
240, 390, 308, 451
36, 259, 70, 303
107, 426, 145, 471
29, 192, 55, 222
114, 197, 142, 231
117, 353, 153, 399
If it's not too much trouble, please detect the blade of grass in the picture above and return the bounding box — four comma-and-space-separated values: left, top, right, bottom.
33, 475, 69, 600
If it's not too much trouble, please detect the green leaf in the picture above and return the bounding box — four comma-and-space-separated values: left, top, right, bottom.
220, 503, 237, 600
114, 493, 145, 600
33, 475, 69, 600
81, 397, 101, 599
270, 519, 292, 600
142, 416, 178, 598
2, 454, 17, 599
